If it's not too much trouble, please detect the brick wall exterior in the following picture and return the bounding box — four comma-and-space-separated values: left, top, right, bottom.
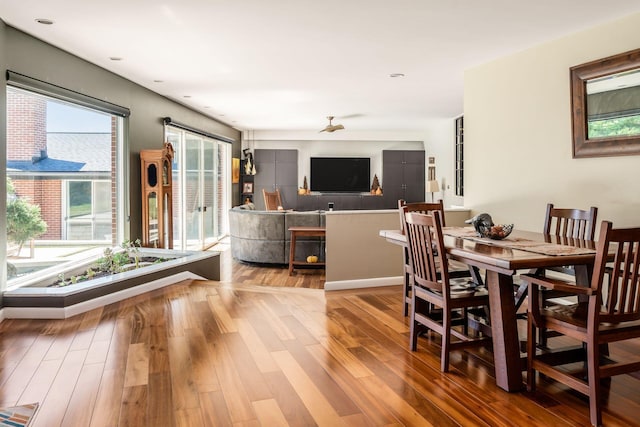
12, 179, 62, 239
7, 90, 47, 161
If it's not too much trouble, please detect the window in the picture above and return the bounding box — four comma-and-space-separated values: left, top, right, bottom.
65, 180, 112, 240
5, 81, 127, 286
455, 116, 464, 197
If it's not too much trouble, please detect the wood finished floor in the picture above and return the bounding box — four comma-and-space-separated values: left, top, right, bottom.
1, 249, 640, 426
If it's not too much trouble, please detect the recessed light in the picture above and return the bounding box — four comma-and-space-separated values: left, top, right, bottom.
183, 95, 191, 98
109, 57, 123, 61
389, 73, 405, 78
35, 18, 54, 25
204, 106, 211, 109
153, 79, 164, 83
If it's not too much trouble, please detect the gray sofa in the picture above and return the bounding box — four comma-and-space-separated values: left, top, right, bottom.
229, 205, 325, 264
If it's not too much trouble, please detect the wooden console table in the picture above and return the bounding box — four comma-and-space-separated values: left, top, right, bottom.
288, 226, 326, 275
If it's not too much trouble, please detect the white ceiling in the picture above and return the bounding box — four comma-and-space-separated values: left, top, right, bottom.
2, 1, 640, 132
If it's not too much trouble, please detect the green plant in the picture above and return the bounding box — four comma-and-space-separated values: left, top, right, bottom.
96, 239, 143, 274
121, 239, 142, 268
6, 179, 47, 254
57, 273, 68, 287
96, 247, 116, 273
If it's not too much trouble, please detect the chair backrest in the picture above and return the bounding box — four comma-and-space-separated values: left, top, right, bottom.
543, 203, 598, 240
591, 221, 640, 323
263, 189, 283, 211
398, 199, 445, 234
403, 208, 449, 295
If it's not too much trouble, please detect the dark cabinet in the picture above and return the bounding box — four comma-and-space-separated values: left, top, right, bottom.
296, 193, 386, 211
382, 150, 425, 206
361, 194, 387, 210
296, 194, 320, 211
254, 149, 298, 210
317, 194, 362, 211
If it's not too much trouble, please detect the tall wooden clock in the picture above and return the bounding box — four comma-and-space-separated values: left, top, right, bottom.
140, 142, 174, 248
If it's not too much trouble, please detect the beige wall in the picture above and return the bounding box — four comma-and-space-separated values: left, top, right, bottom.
324, 209, 471, 290
325, 210, 403, 289
464, 12, 640, 232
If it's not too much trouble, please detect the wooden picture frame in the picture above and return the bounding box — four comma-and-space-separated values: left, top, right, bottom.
232, 158, 240, 183
243, 182, 253, 194
571, 48, 640, 158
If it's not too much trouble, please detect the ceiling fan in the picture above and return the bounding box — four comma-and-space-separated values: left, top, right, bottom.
319, 116, 345, 133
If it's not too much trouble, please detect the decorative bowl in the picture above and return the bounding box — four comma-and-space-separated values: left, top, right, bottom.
480, 224, 513, 240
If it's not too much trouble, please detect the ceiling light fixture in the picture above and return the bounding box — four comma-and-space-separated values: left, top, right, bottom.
153, 79, 164, 83
109, 57, 123, 61
35, 18, 54, 25
390, 73, 405, 78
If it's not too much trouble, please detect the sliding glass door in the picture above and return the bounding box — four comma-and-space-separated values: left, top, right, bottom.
166, 126, 230, 250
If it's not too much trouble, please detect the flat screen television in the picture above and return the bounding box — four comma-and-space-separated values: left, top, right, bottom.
310, 157, 370, 192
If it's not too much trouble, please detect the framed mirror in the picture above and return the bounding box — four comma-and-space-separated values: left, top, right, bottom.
571, 48, 640, 158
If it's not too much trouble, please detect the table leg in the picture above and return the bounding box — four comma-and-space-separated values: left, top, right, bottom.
288, 231, 297, 276
486, 270, 523, 392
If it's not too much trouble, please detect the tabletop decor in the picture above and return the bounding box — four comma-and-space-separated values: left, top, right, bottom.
481, 224, 513, 240
465, 213, 494, 236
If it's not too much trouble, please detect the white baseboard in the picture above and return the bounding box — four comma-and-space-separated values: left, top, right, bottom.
3, 271, 206, 319
324, 276, 402, 291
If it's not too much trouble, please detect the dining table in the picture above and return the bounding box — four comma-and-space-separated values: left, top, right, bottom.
379, 226, 599, 392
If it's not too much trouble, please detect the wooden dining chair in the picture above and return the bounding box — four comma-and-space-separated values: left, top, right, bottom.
263, 188, 283, 211
543, 202, 598, 241
404, 210, 491, 372
514, 203, 598, 309
523, 221, 640, 427
514, 203, 599, 347
398, 200, 482, 316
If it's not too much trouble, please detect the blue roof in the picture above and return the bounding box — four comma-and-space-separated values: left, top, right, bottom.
7, 133, 111, 173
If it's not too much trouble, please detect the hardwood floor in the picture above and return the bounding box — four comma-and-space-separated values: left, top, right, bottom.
1, 249, 640, 426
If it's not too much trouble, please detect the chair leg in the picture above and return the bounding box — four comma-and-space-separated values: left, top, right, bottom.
441, 309, 451, 372
527, 315, 537, 392
403, 270, 410, 317
463, 307, 469, 335
538, 327, 549, 348
587, 341, 602, 427
409, 294, 419, 351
